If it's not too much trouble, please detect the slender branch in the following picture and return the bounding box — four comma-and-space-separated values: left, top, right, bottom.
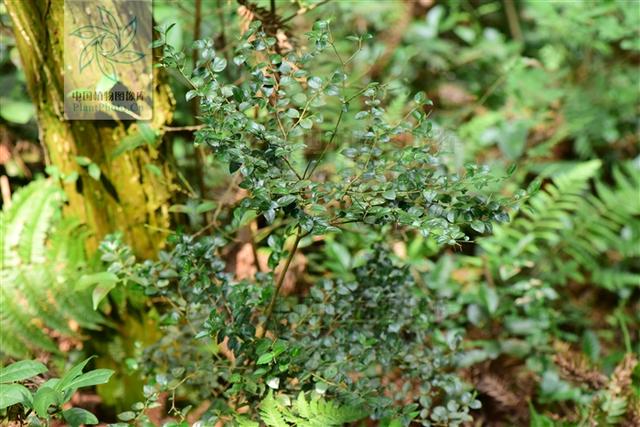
163, 124, 205, 132
304, 107, 344, 179
256, 227, 303, 338
283, 157, 303, 180
503, 0, 523, 42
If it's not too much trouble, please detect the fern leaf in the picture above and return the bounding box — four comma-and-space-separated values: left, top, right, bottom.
259, 391, 290, 427
0, 180, 104, 358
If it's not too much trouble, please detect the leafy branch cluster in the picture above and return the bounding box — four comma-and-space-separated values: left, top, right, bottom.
98, 16, 525, 426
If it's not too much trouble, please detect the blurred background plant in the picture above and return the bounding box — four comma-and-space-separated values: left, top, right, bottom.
1, 0, 638, 426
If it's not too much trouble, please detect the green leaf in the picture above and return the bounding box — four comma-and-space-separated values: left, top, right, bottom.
110, 123, 157, 159
256, 352, 274, 365
33, 386, 60, 417
118, 411, 136, 421
236, 416, 259, 427
0, 383, 32, 410
0, 99, 34, 124
63, 407, 99, 426
186, 90, 198, 102
299, 118, 313, 130
145, 164, 163, 176
88, 163, 101, 181
382, 190, 396, 200
138, 123, 158, 144
308, 76, 323, 89
195, 201, 217, 214
55, 357, 95, 392
292, 93, 307, 105
529, 402, 555, 427
479, 285, 499, 315
276, 195, 297, 207
0, 360, 47, 383
212, 57, 228, 72
471, 220, 485, 233
582, 330, 601, 361
63, 369, 114, 391
75, 156, 92, 166
76, 272, 119, 292
92, 281, 118, 309
286, 108, 300, 118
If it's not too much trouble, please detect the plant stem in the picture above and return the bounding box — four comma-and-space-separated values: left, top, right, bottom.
256, 227, 303, 338
503, 0, 523, 42
304, 106, 344, 179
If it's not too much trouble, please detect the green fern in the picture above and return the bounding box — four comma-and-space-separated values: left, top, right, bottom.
259, 392, 290, 427
238, 391, 365, 427
0, 180, 103, 359
481, 160, 640, 295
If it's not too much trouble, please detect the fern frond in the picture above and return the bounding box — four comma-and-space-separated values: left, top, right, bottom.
295, 393, 365, 427
481, 160, 640, 294
256, 391, 366, 427
0, 180, 103, 358
259, 391, 290, 427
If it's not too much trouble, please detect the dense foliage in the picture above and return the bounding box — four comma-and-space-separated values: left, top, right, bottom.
1, 1, 638, 426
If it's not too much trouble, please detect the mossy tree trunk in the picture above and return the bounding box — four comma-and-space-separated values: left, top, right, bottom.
6, 0, 176, 258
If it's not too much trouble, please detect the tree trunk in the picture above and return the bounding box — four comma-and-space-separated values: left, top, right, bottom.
6, 0, 176, 258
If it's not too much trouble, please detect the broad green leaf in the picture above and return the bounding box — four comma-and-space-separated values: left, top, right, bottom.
195, 201, 217, 214
63, 407, 99, 426
63, 369, 114, 391
0, 360, 47, 383
0, 99, 34, 124
76, 272, 119, 292
92, 281, 118, 309
256, 352, 274, 365
33, 386, 60, 417
0, 383, 32, 410
55, 357, 95, 392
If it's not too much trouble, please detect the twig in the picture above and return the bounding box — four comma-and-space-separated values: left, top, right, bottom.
216, 0, 227, 50
255, 227, 303, 338
163, 124, 205, 132
304, 108, 344, 179
503, 0, 523, 42
0, 175, 11, 207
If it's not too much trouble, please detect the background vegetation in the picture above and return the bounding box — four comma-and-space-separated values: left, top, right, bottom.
0, 0, 638, 426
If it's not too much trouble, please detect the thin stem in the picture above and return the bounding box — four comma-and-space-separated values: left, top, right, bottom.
283, 157, 303, 180
304, 107, 344, 179
616, 308, 632, 354
163, 124, 205, 132
503, 0, 523, 43
216, 0, 227, 51
256, 227, 303, 338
